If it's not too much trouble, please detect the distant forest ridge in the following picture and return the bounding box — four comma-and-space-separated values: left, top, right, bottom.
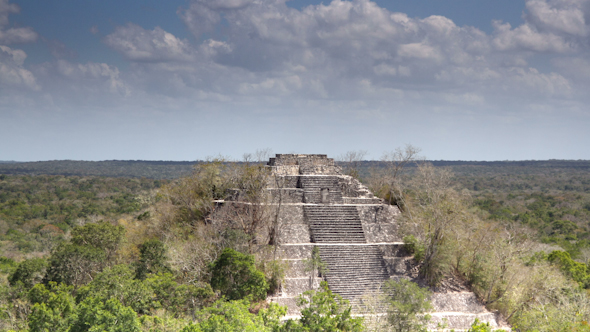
0, 159, 589, 179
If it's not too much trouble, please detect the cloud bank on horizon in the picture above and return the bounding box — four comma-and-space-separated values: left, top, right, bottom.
1, 0, 589, 161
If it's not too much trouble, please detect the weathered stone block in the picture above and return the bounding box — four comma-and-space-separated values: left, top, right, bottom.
362, 224, 401, 243
357, 205, 401, 224
268, 188, 304, 203
430, 292, 486, 314
282, 278, 321, 296
277, 244, 314, 260
278, 206, 305, 224
268, 297, 301, 315
383, 257, 410, 275
377, 244, 407, 257
279, 224, 311, 244
428, 312, 500, 330
285, 259, 310, 278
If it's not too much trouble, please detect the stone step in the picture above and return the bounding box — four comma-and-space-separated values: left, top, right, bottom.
305, 206, 358, 210
303, 190, 344, 204
305, 205, 366, 243
430, 292, 488, 314
312, 237, 366, 243
316, 245, 390, 302
310, 233, 366, 238
428, 312, 502, 330
299, 176, 341, 188
323, 265, 387, 270
310, 227, 365, 232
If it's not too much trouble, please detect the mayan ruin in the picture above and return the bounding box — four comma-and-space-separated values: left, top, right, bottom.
223, 154, 510, 331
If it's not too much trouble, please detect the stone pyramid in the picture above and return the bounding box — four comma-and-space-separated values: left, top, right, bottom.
228, 154, 510, 331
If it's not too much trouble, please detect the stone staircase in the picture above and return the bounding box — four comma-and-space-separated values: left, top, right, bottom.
258, 154, 510, 330
304, 206, 365, 243
300, 176, 344, 204
317, 245, 389, 302
303, 204, 390, 304
428, 292, 507, 331
299, 175, 340, 189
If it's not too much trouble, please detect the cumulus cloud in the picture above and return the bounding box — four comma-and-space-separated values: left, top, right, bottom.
155, 0, 580, 102
525, 0, 589, 36
0, 0, 37, 44
492, 21, 574, 52
0, 45, 38, 89
7, 0, 590, 114
104, 23, 194, 62
492, 0, 590, 53
52, 60, 129, 95
0, 0, 38, 90
0, 0, 18, 26
0, 27, 37, 44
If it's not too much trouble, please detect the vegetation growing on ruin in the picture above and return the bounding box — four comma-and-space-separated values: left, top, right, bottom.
1, 152, 590, 331
363, 147, 590, 331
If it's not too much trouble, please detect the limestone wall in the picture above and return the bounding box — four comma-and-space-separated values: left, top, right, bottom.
357, 205, 402, 243
277, 206, 309, 244
267, 188, 304, 204
268, 154, 333, 167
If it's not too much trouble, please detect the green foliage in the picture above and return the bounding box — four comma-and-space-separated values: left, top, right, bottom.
135, 238, 172, 280
281, 281, 364, 332
467, 318, 507, 332
145, 273, 215, 317
75, 264, 156, 315
138, 314, 191, 332
70, 221, 125, 260
161, 160, 230, 225
467, 318, 503, 332
256, 257, 287, 296
179, 323, 203, 332
44, 242, 106, 286
28, 283, 77, 332
552, 219, 578, 235
548, 250, 590, 288
260, 302, 288, 332
0, 256, 16, 275
382, 278, 431, 332
210, 248, 269, 301
303, 246, 328, 291
402, 235, 424, 262
193, 299, 273, 332
70, 296, 141, 332
44, 221, 125, 286
8, 258, 46, 289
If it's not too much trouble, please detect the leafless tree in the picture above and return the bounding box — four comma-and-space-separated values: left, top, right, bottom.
337, 150, 368, 178
255, 148, 273, 163
377, 145, 421, 211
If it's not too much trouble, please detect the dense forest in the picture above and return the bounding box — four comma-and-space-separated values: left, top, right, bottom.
1, 155, 590, 331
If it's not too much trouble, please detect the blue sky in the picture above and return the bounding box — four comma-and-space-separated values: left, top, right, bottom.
1, 0, 589, 161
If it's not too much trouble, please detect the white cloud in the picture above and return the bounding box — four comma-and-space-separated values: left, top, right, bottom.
104, 23, 194, 62
492, 21, 574, 52
0, 45, 38, 89
0, 0, 37, 44
53, 60, 129, 94
398, 43, 441, 61
491, 0, 590, 53
0, 27, 37, 44
0, 0, 19, 27
0, 1, 38, 90
5, 0, 590, 120
525, 0, 589, 37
